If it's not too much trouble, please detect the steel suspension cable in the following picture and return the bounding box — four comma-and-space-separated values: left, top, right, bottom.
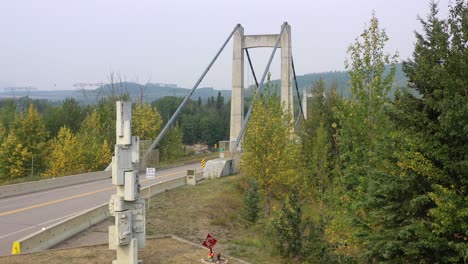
235, 22, 288, 149
143, 24, 241, 160
292, 55, 305, 120
245, 49, 259, 87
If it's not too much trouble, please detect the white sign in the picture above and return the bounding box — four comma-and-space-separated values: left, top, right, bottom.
146, 168, 156, 179
220, 152, 224, 159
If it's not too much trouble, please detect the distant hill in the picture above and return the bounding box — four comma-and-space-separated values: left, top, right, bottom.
0, 64, 407, 103
93, 82, 231, 103
267, 63, 407, 97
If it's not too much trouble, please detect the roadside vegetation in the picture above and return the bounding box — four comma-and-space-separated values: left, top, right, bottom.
0, 90, 231, 185
0, 1, 465, 263
239, 1, 467, 263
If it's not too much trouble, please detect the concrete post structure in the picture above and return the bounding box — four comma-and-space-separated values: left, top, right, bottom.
280, 24, 293, 123
302, 89, 310, 120
109, 101, 145, 264
229, 25, 244, 146
302, 90, 316, 120
229, 23, 294, 148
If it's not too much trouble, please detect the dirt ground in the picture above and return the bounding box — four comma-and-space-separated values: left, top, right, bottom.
0, 236, 245, 264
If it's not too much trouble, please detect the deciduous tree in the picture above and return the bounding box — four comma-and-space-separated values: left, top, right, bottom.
241, 78, 302, 214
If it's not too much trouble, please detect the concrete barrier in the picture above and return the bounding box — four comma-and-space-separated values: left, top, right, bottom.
0, 171, 111, 199
13, 203, 110, 254
203, 158, 235, 179
13, 176, 187, 254
140, 177, 187, 198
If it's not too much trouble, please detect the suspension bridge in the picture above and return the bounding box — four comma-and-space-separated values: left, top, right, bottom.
0, 22, 308, 258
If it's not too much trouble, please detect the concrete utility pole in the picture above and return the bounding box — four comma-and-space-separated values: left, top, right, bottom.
109, 101, 145, 264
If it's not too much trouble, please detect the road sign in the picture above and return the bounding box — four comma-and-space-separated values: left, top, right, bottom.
146, 168, 156, 179
220, 153, 224, 159
202, 233, 217, 253
11, 241, 20, 254
201, 159, 206, 168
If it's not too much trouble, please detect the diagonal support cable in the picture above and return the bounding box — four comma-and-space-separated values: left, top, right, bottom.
292, 55, 305, 120
235, 22, 288, 149
143, 24, 241, 160
245, 49, 259, 87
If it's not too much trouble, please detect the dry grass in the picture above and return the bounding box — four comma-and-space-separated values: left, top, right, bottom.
0, 237, 245, 264
147, 175, 281, 264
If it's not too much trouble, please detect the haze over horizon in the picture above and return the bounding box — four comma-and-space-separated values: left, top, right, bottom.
1, 0, 450, 91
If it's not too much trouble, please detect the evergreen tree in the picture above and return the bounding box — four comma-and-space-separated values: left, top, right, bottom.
300, 79, 340, 203
329, 13, 415, 261
216, 91, 224, 110
43, 98, 85, 137
240, 178, 261, 225
393, 1, 468, 261
0, 99, 16, 132
272, 186, 303, 258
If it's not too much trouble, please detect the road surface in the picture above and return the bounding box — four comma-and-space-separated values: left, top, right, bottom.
0, 164, 199, 256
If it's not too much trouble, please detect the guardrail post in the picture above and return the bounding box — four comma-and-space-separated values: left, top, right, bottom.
186, 169, 196, 185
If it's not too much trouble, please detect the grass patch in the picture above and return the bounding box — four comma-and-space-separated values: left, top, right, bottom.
147, 175, 283, 263
0, 237, 245, 264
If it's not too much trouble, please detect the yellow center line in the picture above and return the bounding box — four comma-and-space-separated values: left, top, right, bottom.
0, 169, 190, 217
0, 187, 114, 217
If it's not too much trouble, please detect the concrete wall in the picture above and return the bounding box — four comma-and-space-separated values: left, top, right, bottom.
13, 176, 187, 254
203, 158, 235, 179
0, 171, 111, 199
139, 177, 187, 199
15, 203, 110, 253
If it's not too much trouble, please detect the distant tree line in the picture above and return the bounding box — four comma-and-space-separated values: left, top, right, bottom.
0, 91, 232, 183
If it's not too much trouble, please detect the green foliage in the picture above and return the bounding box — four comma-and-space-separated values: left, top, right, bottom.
46, 127, 84, 176
300, 79, 341, 203
132, 103, 163, 140
154, 95, 230, 146
0, 132, 31, 180
11, 104, 49, 175
272, 187, 303, 257
240, 179, 262, 226
43, 97, 85, 137
158, 124, 184, 162
76, 109, 112, 172
241, 78, 303, 214
0, 99, 17, 131
393, 1, 468, 261
321, 3, 468, 263
271, 187, 344, 262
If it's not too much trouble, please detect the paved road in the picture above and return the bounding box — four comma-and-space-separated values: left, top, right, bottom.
0, 164, 199, 256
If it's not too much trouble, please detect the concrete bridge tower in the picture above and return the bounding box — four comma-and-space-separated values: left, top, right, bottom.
229, 23, 293, 148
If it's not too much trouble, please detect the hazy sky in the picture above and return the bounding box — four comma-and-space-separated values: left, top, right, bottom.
0, 0, 450, 90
